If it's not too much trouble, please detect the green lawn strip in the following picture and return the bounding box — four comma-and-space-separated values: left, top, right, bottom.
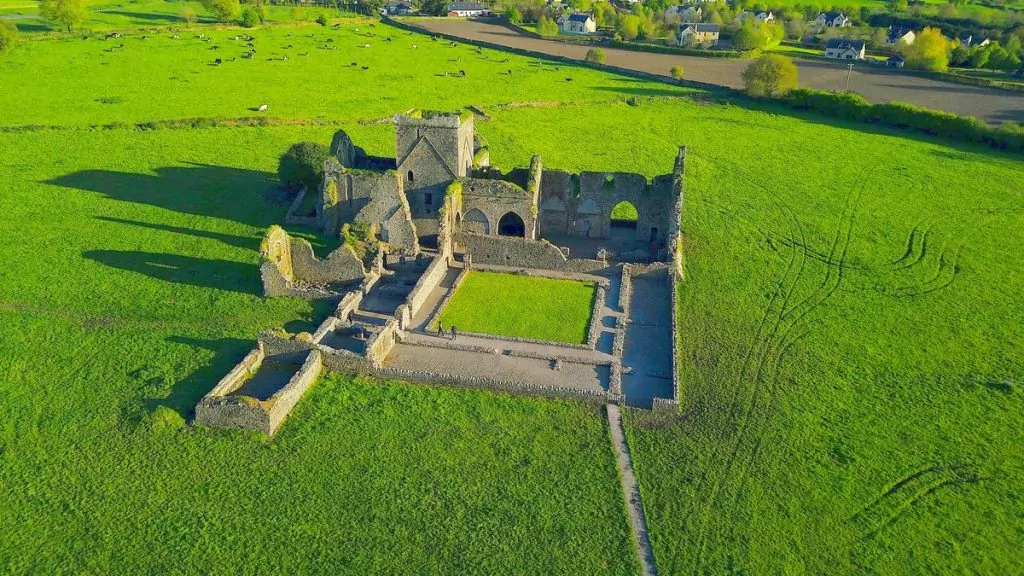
437, 271, 597, 344
0, 21, 692, 128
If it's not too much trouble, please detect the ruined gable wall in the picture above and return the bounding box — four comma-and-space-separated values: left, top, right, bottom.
460, 178, 536, 238
288, 237, 366, 285
458, 232, 606, 273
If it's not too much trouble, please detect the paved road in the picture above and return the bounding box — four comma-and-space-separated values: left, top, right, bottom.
413, 19, 1024, 125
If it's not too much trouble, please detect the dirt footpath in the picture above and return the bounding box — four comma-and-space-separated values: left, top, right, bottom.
414, 19, 1024, 125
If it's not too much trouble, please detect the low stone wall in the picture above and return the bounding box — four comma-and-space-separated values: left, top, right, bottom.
618, 264, 634, 315
374, 366, 609, 404
201, 345, 264, 398
334, 290, 363, 321
259, 330, 316, 356
469, 263, 610, 288
319, 345, 374, 374
609, 362, 623, 398
666, 266, 682, 411
285, 186, 318, 226
266, 350, 324, 434
424, 266, 467, 331
366, 318, 401, 368
404, 336, 500, 356
403, 255, 449, 320
586, 285, 606, 350
289, 237, 365, 286
458, 232, 606, 273
453, 327, 593, 351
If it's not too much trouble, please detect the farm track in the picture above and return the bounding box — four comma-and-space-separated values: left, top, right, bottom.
410, 19, 1024, 126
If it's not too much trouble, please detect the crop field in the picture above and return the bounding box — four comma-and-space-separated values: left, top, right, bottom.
2, 17, 1023, 575
436, 272, 597, 344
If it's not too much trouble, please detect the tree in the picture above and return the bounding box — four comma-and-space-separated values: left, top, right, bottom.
594, 2, 617, 28
199, 0, 239, 22
617, 14, 640, 41
278, 142, 330, 193
537, 15, 558, 36
0, 21, 18, 55
670, 64, 684, 80
708, 10, 724, 26
240, 5, 260, 27
585, 48, 606, 63
733, 23, 769, 50
39, 0, 85, 33
742, 54, 799, 97
903, 26, 949, 72
504, 5, 522, 24
180, 6, 198, 27
784, 17, 806, 41
421, 0, 449, 16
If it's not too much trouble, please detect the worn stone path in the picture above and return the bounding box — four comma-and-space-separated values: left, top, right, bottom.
607, 403, 658, 576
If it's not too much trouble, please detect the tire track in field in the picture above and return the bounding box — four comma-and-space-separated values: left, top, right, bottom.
707, 185, 861, 564
685, 174, 860, 574
847, 463, 983, 543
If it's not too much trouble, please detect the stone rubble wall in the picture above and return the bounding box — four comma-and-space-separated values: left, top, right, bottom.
259, 330, 316, 357
285, 186, 319, 226
203, 345, 264, 398
469, 263, 610, 288
586, 285, 606, 350
374, 366, 609, 404
334, 290, 364, 322
660, 265, 682, 412
424, 266, 468, 331
266, 350, 324, 435
403, 255, 450, 321
458, 232, 606, 273
668, 147, 687, 279
452, 327, 593, 351
366, 318, 401, 368
194, 395, 272, 433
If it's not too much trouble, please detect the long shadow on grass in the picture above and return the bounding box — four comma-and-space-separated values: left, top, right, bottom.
96, 216, 257, 250
47, 163, 280, 228
153, 336, 255, 419
83, 250, 261, 294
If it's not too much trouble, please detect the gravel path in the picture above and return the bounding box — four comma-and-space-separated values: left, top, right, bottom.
411, 19, 1024, 125
607, 403, 658, 576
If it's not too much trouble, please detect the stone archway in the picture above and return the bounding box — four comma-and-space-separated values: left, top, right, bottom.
497, 212, 526, 237
463, 208, 489, 234
610, 201, 638, 242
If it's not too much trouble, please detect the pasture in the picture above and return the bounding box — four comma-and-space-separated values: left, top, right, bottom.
436, 272, 597, 344
1, 17, 1022, 574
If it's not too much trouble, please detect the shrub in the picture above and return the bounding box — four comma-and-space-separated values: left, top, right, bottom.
742, 54, 799, 97
278, 142, 329, 193
0, 21, 18, 55
199, 0, 240, 22
536, 15, 558, 37
902, 27, 950, 72
504, 5, 522, 25
585, 48, 606, 64
316, 14, 328, 26
670, 65, 684, 81
179, 6, 198, 27
239, 6, 260, 28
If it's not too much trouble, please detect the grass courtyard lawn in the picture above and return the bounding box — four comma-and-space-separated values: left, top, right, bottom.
437, 272, 597, 344
1, 18, 1023, 574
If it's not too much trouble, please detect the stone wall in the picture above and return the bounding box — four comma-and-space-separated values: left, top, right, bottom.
334, 290, 363, 322
265, 350, 323, 434
374, 366, 609, 404
538, 167, 676, 246
259, 225, 366, 298
285, 186, 318, 226
320, 164, 418, 254
259, 330, 316, 356
457, 232, 606, 273
366, 318, 401, 368
403, 255, 449, 320
460, 177, 536, 240
668, 146, 687, 279
330, 129, 356, 168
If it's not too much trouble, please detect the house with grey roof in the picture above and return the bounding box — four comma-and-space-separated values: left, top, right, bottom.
825, 38, 866, 60
558, 12, 597, 34
677, 23, 720, 48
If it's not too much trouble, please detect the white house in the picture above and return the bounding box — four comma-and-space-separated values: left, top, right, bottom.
813, 11, 850, 31
666, 5, 702, 22
824, 38, 866, 60
677, 22, 720, 48
447, 2, 489, 17
754, 10, 774, 23
887, 26, 915, 46
959, 34, 990, 48
557, 13, 597, 34
385, 0, 415, 15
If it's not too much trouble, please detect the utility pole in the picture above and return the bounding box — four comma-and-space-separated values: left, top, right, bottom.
845, 63, 854, 92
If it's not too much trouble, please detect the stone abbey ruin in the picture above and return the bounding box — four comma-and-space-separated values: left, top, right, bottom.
195, 110, 685, 435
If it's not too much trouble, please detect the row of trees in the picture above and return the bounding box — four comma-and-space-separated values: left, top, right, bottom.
903, 26, 1021, 71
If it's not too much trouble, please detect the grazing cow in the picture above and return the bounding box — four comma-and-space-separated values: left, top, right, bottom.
214, 58, 222, 65
565, 77, 572, 82
258, 104, 269, 112
361, 66, 369, 70
363, 43, 370, 48
459, 70, 466, 77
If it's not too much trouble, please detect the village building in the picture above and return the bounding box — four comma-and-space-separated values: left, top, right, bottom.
824, 38, 866, 60
677, 23, 720, 48
558, 13, 597, 35
813, 11, 850, 31
887, 26, 916, 46
447, 2, 489, 17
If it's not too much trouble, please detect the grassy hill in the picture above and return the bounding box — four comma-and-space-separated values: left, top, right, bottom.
0, 18, 1022, 575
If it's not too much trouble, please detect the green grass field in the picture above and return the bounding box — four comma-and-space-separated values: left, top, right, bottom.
437, 272, 597, 344
1, 16, 1023, 575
